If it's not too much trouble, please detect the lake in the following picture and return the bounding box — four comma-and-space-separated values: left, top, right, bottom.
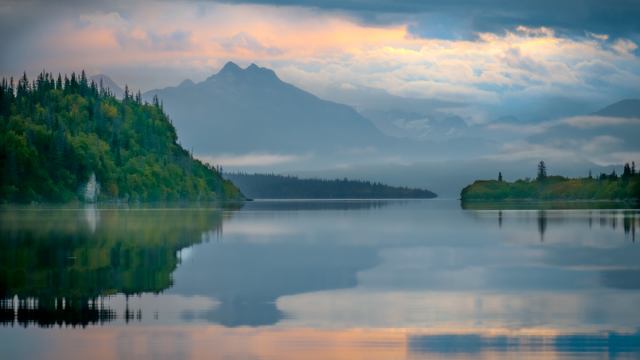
1, 200, 639, 359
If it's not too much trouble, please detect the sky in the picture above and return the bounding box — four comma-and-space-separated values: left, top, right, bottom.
2, 0, 640, 192
2, 0, 639, 114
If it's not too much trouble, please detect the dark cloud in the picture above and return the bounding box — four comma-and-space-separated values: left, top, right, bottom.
216, 0, 640, 40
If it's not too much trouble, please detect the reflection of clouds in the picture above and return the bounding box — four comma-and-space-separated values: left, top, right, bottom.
279, 290, 640, 331
223, 221, 296, 238
408, 329, 640, 356
105, 293, 218, 326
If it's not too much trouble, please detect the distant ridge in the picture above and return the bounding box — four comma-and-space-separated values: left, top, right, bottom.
90, 74, 124, 98
592, 99, 640, 118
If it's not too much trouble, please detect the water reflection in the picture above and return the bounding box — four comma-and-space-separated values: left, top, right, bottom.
171, 243, 379, 327
466, 207, 639, 244
409, 330, 640, 356
1, 200, 640, 359
0, 207, 228, 327
0, 200, 389, 328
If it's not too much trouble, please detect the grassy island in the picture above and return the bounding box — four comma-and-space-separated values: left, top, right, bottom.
461, 161, 640, 202
0, 71, 243, 203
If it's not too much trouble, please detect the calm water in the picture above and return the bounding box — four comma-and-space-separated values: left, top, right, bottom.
1, 200, 639, 359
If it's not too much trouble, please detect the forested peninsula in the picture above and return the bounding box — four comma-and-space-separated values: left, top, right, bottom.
0, 71, 243, 203
461, 161, 640, 202
225, 172, 437, 199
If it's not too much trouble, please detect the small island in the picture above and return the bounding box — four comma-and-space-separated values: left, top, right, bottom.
461, 161, 640, 202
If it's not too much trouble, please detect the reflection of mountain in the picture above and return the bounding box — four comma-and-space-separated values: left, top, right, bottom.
172, 243, 379, 327
0, 208, 227, 327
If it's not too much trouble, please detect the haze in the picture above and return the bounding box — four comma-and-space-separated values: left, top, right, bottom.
3, 0, 639, 195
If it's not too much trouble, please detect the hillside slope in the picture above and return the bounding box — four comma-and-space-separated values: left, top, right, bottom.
0, 71, 243, 203
144, 62, 389, 155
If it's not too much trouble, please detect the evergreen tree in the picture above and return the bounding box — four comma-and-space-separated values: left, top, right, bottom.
0, 70, 243, 203
536, 160, 547, 181
623, 163, 631, 178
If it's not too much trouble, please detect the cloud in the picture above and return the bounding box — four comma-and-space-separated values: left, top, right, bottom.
484, 141, 578, 162
115, 29, 193, 51
482, 110, 640, 165
485, 122, 551, 135
197, 153, 307, 167
587, 32, 609, 41
560, 115, 639, 128
1, 0, 639, 115
220, 32, 283, 55
611, 38, 638, 55
216, 0, 640, 39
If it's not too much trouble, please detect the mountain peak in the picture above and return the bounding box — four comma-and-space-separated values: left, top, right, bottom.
179, 79, 195, 87
219, 61, 242, 74
209, 61, 279, 82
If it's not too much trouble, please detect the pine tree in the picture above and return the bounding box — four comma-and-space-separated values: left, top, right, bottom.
536, 161, 547, 181
623, 163, 631, 178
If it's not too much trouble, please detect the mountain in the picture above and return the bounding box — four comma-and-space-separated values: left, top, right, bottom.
90, 74, 124, 98
144, 62, 389, 156
592, 99, 640, 118
0, 71, 243, 203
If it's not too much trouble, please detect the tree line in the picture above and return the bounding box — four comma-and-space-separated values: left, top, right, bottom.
0, 70, 243, 202
224, 172, 437, 199
463, 160, 640, 201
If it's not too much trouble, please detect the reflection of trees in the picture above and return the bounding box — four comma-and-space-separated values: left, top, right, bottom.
461, 201, 640, 211
537, 210, 547, 242
623, 214, 637, 242
0, 207, 228, 327
463, 207, 639, 244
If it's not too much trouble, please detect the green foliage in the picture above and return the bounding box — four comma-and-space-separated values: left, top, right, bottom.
225, 172, 437, 199
0, 71, 243, 203
461, 166, 640, 201
0, 208, 226, 326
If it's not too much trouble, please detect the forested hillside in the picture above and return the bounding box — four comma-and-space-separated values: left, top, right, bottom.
225, 172, 437, 199
0, 71, 243, 203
